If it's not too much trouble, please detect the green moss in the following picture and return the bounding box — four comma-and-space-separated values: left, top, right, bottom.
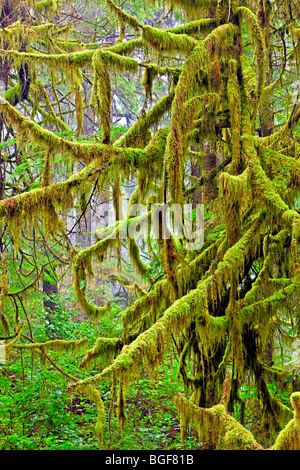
0, 47, 139, 76
290, 23, 300, 40
146, 0, 219, 16
15, 338, 88, 353
240, 54, 257, 104
167, 19, 217, 36
5, 83, 22, 105
219, 168, 250, 246
237, 6, 266, 122
127, 238, 149, 277
272, 393, 300, 450
91, 52, 112, 144
35, 0, 58, 13
174, 392, 264, 450
227, 59, 242, 174
142, 25, 197, 54
245, 143, 300, 231
109, 38, 144, 56
164, 22, 238, 204
80, 337, 122, 369
0, 268, 10, 337
141, 64, 158, 103
72, 250, 112, 319
105, 0, 141, 31
75, 383, 106, 447
115, 91, 175, 149
72, 215, 263, 388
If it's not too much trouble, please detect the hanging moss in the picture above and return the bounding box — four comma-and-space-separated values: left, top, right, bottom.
32, 80, 70, 132
72, 251, 112, 319
237, 6, 266, 122
72, 210, 154, 319
290, 23, 300, 41
146, 0, 219, 16
164, 22, 238, 204
75, 383, 106, 448
257, 377, 294, 438
272, 393, 300, 450
0, 97, 105, 163
0, 267, 10, 337
109, 38, 145, 56
105, 0, 141, 31
127, 238, 149, 277
174, 392, 264, 450
219, 168, 250, 246
122, 239, 220, 338
70, 214, 264, 391
227, 59, 242, 174
245, 143, 300, 235
115, 90, 175, 149
42, 152, 51, 187
141, 64, 158, 103
0, 97, 166, 169
35, 0, 58, 14
0, 47, 139, 77
80, 337, 123, 369
14, 338, 88, 353
260, 147, 300, 203
142, 25, 197, 54
240, 54, 257, 105
91, 52, 112, 144
164, 42, 206, 204
167, 19, 218, 36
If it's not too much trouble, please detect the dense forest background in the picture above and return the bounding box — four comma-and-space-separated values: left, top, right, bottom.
0, 0, 300, 451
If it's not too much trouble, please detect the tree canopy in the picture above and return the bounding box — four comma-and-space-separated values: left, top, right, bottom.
0, 0, 300, 451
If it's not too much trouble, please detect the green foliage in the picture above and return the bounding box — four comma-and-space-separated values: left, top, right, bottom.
0, 368, 99, 450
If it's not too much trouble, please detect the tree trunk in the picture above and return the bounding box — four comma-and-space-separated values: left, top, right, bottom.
202, 139, 218, 204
